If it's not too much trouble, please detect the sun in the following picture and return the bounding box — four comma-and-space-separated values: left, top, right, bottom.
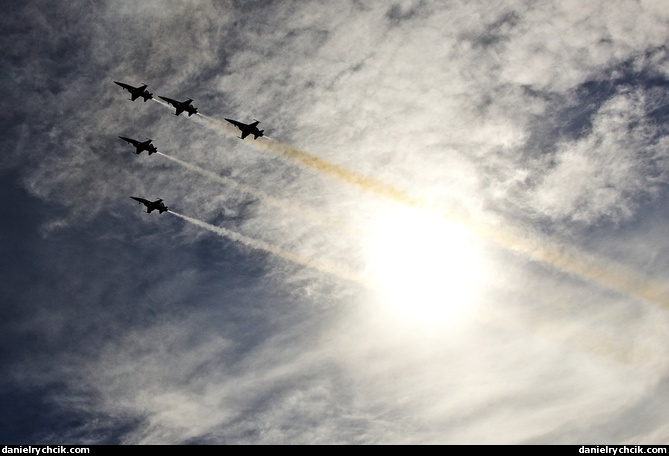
363, 205, 489, 330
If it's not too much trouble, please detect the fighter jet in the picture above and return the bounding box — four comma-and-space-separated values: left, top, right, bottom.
119, 136, 158, 155
224, 118, 264, 140
113, 81, 153, 102
158, 96, 198, 116
130, 197, 168, 214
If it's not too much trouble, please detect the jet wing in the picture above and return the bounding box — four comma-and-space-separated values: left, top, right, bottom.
119, 136, 138, 146
114, 81, 132, 91
158, 96, 177, 106
240, 131, 250, 139
136, 85, 150, 101
224, 118, 244, 129
130, 196, 150, 205
182, 100, 196, 116
175, 106, 185, 116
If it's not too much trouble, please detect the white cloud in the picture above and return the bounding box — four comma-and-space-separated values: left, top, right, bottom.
524, 89, 668, 225
3, 0, 669, 444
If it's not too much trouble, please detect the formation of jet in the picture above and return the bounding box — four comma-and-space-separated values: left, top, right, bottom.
119, 136, 158, 155
130, 197, 168, 214
114, 81, 153, 102
158, 96, 198, 116
224, 118, 264, 140
114, 82, 270, 215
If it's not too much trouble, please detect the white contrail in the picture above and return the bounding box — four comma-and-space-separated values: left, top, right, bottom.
167, 210, 372, 286
197, 114, 242, 136
151, 98, 171, 108
156, 152, 360, 236
159, 109, 668, 365
155, 103, 668, 309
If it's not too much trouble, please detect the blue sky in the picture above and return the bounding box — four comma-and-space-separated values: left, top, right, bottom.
1, 0, 668, 444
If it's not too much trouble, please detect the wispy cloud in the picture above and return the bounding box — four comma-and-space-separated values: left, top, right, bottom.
2, 0, 668, 444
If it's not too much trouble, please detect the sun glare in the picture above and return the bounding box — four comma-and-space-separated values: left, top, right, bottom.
363, 206, 489, 330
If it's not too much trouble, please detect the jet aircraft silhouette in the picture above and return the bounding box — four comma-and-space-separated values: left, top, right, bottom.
224, 118, 264, 140
119, 136, 158, 155
158, 96, 198, 116
130, 197, 168, 214
114, 81, 153, 102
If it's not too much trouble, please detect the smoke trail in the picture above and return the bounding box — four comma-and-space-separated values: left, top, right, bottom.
470, 218, 669, 308
156, 152, 360, 236
168, 210, 371, 286
151, 98, 171, 108
169, 210, 662, 366
198, 114, 420, 206
168, 112, 668, 365
198, 114, 240, 137
196, 113, 669, 309
139, 99, 667, 369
